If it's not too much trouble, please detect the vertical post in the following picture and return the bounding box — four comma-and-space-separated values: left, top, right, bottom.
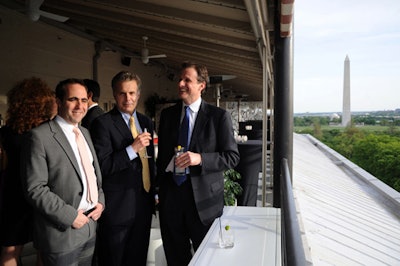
215, 84, 221, 107
273, 15, 294, 208
93, 41, 102, 81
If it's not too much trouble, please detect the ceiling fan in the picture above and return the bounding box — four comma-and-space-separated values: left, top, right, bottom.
27, 0, 69, 22
141, 36, 166, 64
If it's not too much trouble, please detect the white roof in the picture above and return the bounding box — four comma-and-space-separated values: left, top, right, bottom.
293, 133, 400, 265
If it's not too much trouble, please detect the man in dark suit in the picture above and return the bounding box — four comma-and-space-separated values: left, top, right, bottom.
157, 62, 240, 265
81, 79, 104, 130
90, 71, 156, 266
21, 78, 105, 265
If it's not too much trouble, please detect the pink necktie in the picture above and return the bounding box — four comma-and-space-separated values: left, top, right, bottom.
73, 127, 98, 204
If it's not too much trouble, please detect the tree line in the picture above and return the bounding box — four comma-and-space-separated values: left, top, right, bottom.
294, 114, 400, 127
295, 121, 400, 191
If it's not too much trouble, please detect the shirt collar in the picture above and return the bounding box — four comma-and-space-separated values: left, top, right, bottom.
184, 97, 202, 113
55, 115, 77, 130
88, 103, 99, 110
119, 110, 138, 126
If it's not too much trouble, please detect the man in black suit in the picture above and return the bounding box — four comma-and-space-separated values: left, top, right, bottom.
90, 71, 156, 266
157, 62, 240, 265
81, 79, 104, 130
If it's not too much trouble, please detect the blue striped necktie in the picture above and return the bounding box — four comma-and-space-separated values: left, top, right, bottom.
174, 106, 190, 185
178, 106, 190, 149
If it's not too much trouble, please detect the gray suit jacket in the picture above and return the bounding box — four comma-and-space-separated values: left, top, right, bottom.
21, 119, 105, 253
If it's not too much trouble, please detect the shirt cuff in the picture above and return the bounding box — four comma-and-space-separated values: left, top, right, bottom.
126, 145, 138, 160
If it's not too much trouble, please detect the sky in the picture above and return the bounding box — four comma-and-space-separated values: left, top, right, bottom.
294, 0, 400, 113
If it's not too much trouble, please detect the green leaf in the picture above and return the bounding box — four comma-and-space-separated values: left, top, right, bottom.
223, 169, 243, 206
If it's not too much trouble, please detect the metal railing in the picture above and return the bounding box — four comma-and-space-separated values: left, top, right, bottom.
280, 158, 306, 265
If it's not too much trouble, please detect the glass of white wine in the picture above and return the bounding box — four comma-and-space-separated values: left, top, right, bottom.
143, 128, 152, 158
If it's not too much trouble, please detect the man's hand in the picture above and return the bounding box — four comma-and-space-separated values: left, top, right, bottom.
87, 203, 104, 221
175, 151, 202, 168
72, 210, 90, 229
131, 131, 152, 153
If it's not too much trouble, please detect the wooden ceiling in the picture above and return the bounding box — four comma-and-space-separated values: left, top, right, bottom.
2, 0, 278, 101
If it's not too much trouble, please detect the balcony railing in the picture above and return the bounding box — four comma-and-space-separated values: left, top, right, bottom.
280, 158, 306, 265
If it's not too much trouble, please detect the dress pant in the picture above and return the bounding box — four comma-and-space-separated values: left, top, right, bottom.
40, 236, 96, 266
159, 178, 212, 266
97, 189, 153, 266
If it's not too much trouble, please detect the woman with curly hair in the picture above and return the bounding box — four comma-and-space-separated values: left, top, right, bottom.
0, 77, 56, 266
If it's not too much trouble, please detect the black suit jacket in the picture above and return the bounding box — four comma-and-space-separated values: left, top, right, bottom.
157, 100, 240, 225
90, 107, 155, 226
81, 105, 104, 130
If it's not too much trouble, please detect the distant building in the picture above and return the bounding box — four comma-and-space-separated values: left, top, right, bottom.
342, 55, 351, 127
330, 113, 340, 120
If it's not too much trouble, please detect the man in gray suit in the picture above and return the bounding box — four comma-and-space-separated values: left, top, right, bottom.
21, 78, 105, 266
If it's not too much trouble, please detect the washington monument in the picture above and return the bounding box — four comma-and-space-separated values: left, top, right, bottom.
342, 55, 351, 127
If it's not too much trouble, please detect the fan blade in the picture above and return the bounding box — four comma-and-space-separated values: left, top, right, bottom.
148, 54, 167, 59
140, 36, 166, 64
39, 10, 69, 22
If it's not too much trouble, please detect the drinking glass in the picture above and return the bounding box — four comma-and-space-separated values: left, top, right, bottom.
218, 218, 234, 248
143, 128, 152, 158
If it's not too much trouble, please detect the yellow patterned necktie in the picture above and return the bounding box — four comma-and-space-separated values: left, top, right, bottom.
129, 116, 151, 192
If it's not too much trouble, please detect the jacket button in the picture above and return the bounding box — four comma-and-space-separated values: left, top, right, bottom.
78, 192, 83, 196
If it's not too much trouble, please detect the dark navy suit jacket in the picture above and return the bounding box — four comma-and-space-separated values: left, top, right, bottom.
90, 107, 155, 226
81, 105, 104, 130
157, 100, 239, 225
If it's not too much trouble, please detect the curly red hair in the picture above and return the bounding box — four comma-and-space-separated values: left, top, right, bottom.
6, 77, 56, 134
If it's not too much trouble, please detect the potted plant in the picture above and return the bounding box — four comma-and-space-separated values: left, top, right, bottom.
223, 169, 243, 206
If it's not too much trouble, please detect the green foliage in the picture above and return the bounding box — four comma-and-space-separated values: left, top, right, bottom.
329, 126, 365, 158
353, 116, 376, 125
386, 124, 400, 136
223, 169, 243, 206
313, 118, 323, 139
294, 116, 330, 127
309, 125, 400, 192
351, 134, 400, 190
295, 113, 400, 191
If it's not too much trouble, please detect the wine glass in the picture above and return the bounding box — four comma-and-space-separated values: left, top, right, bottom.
143, 128, 152, 158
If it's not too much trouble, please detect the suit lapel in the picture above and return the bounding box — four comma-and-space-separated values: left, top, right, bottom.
49, 120, 82, 179
173, 103, 183, 146
80, 125, 101, 178
80, 126, 96, 162
189, 101, 209, 149
110, 108, 133, 140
